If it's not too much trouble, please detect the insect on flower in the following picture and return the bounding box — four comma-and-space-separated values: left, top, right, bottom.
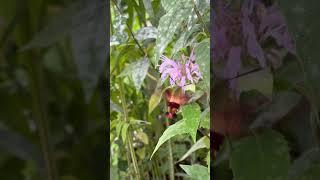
164, 88, 188, 120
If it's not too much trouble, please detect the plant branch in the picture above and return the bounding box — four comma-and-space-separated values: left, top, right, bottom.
192, 0, 209, 36
111, 0, 146, 56
118, 77, 141, 179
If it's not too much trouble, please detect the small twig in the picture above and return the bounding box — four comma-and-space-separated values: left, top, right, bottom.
111, 0, 146, 56
147, 73, 158, 82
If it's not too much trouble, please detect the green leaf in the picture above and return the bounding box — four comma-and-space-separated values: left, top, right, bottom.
199, 107, 210, 129
195, 39, 210, 89
142, 0, 154, 17
181, 103, 201, 142
153, 0, 193, 65
230, 130, 290, 180
180, 164, 210, 180
250, 91, 301, 129
121, 123, 130, 143
120, 58, 149, 91
178, 136, 209, 162
150, 120, 188, 159
116, 121, 123, 138
148, 82, 170, 114
135, 131, 149, 144
238, 68, 273, 99
136, 26, 158, 41
148, 84, 163, 114
110, 100, 123, 114
288, 148, 320, 180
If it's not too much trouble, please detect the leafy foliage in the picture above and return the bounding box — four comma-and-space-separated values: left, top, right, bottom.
110, 0, 210, 178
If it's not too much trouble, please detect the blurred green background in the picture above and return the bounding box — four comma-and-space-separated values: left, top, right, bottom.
0, 0, 107, 179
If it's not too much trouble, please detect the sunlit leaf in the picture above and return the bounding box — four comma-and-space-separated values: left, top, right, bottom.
110, 100, 123, 114
136, 26, 158, 41
150, 120, 188, 159
121, 123, 130, 143
180, 164, 210, 180
230, 130, 290, 180
178, 136, 209, 162
181, 103, 201, 142
195, 39, 210, 89
153, 0, 193, 65
135, 131, 149, 144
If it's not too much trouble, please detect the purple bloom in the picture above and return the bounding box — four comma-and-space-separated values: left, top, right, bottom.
213, 0, 296, 96
159, 50, 202, 91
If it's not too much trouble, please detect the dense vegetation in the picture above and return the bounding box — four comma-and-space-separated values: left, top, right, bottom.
110, 0, 210, 179
212, 0, 320, 179
0, 0, 106, 179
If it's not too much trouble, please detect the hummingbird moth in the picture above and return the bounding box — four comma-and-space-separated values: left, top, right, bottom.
164, 88, 189, 119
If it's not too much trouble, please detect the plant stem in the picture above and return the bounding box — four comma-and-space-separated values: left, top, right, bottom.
118, 78, 141, 179
111, 0, 146, 56
165, 118, 175, 180
192, 0, 209, 36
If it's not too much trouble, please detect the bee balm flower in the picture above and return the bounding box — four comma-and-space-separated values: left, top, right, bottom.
159, 50, 202, 91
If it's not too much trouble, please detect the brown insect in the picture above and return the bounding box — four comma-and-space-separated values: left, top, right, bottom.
164, 88, 189, 119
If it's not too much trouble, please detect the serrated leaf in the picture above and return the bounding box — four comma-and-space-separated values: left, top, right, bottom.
121, 123, 130, 143
180, 164, 209, 180
288, 148, 320, 180
195, 39, 210, 89
230, 130, 290, 180
250, 91, 301, 129
178, 136, 209, 162
120, 58, 149, 91
150, 120, 188, 159
181, 103, 201, 142
153, 0, 193, 65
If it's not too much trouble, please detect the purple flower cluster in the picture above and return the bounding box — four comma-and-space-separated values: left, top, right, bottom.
213, 0, 296, 81
159, 50, 202, 91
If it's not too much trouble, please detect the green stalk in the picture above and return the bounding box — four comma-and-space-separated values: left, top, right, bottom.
165, 118, 175, 180
118, 78, 141, 179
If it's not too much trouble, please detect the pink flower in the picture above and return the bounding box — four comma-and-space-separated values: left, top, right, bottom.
159, 50, 202, 91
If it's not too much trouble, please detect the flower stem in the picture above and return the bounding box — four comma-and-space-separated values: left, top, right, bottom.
165, 118, 175, 180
